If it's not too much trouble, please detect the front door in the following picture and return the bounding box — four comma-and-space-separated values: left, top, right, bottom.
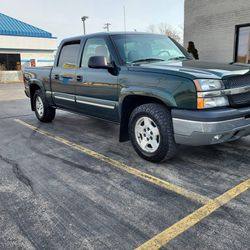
51, 41, 81, 109
75, 37, 119, 121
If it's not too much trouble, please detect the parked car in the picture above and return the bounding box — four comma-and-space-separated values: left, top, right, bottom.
23, 32, 250, 162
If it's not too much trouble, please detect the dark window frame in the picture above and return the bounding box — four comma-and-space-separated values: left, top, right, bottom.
234, 23, 250, 63
56, 40, 81, 67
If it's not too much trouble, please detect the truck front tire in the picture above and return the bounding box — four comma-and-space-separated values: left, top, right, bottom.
33, 89, 56, 123
129, 103, 178, 162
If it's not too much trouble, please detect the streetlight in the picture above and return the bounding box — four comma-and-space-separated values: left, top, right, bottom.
81, 16, 89, 35
103, 23, 111, 32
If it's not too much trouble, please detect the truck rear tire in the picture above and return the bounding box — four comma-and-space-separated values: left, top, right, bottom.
33, 89, 56, 123
129, 103, 178, 162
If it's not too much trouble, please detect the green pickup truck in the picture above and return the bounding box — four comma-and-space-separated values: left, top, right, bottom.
23, 32, 250, 162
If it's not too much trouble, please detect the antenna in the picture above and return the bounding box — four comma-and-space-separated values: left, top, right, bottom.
123, 5, 127, 63
123, 6, 126, 32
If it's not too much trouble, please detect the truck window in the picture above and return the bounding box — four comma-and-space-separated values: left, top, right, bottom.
57, 41, 80, 67
111, 34, 186, 64
81, 38, 110, 68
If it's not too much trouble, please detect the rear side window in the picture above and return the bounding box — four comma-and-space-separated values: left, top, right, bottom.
57, 41, 80, 67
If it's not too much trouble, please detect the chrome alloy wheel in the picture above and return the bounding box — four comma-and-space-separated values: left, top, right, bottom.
135, 116, 160, 153
35, 96, 44, 118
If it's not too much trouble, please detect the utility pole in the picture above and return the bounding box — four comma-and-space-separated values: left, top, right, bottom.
81, 16, 89, 35
103, 23, 111, 32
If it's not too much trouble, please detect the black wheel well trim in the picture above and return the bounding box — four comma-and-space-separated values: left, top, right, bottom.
29, 81, 45, 111
119, 94, 174, 142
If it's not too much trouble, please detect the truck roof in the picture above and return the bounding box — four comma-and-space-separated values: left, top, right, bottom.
61, 32, 161, 43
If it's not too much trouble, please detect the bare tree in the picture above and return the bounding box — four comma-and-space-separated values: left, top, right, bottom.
147, 24, 157, 33
158, 23, 181, 43
146, 23, 183, 44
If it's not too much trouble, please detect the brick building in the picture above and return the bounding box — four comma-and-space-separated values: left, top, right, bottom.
184, 0, 250, 64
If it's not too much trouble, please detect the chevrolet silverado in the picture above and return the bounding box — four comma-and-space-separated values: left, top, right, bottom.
23, 32, 250, 162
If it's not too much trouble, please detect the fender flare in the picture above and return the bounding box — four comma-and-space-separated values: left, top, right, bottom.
118, 87, 177, 142
119, 87, 177, 116
29, 80, 47, 111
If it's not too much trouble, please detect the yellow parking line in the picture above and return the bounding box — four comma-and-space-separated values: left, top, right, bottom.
136, 178, 250, 250
15, 119, 211, 204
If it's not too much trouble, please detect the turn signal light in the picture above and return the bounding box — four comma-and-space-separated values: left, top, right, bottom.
197, 98, 205, 109
197, 96, 229, 109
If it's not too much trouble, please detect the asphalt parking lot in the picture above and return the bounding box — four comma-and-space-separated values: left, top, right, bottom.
0, 83, 250, 250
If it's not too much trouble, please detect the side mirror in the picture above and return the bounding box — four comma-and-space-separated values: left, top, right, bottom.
88, 56, 112, 69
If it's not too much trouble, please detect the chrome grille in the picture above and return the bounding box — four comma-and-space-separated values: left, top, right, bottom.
226, 75, 250, 107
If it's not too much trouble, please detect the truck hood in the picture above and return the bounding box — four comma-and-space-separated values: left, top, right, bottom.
129, 60, 250, 79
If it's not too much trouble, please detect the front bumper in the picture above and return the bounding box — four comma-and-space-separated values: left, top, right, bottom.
172, 107, 250, 146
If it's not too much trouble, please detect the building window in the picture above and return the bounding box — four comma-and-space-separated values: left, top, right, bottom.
235, 24, 250, 64
0, 54, 21, 71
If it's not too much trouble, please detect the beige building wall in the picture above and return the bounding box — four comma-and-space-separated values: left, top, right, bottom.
20, 51, 56, 67
0, 35, 57, 67
0, 35, 57, 50
184, 0, 250, 63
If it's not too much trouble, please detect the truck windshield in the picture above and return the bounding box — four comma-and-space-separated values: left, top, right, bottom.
111, 34, 191, 65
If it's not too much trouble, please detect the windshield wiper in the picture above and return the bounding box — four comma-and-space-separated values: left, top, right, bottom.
168, 56, 188, 61
131, 58, 165, 64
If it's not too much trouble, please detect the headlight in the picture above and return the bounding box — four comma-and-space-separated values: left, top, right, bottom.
197, 96, 229, 109
194, 79, 228, 109
194, 79, 225, 91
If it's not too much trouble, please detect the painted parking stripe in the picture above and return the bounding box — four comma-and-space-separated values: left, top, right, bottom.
136, 178, 250, 250
15, 119, 212, 204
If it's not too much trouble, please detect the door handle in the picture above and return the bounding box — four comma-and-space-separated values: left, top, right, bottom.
76, 75, 83, 82
55, 74, 59, 80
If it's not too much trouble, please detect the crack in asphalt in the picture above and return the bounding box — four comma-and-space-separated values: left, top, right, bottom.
0, 154, 33, 192
30, 145, 102, 175
0, 114, 32, 120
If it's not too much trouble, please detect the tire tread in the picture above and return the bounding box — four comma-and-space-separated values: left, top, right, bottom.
129, 103, 178, 162
33, 89, 55, 123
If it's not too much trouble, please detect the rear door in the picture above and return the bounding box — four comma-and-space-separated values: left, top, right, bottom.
74, 36, 119, 121
51, 40, 81, 109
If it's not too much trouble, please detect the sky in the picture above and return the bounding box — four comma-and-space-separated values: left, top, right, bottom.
1, 0, 184, 41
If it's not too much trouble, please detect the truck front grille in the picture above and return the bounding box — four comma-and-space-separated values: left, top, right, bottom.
226, 75, 250, 107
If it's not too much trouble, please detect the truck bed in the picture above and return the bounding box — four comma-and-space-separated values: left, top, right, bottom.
23, 66, 53, 97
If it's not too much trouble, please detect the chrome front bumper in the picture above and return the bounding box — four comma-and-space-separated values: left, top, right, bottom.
172, 108, 250, 146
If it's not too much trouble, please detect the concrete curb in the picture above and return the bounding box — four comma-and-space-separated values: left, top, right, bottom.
0, 71, 23, 83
